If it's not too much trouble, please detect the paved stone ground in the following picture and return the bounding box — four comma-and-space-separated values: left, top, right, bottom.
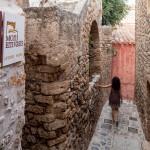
88, 100, 145, 150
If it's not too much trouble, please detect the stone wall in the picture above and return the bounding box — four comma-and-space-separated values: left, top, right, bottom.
22, 0, 104, 149
22, 7, 72, 150
100, 26, 113, 101
67, 1, 103, 149
135, 0, 150, 141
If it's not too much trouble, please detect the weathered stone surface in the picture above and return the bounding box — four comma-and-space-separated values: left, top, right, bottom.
38, 128, 56, 139
135, 0, 150, 141
36, 65, 58, 73
31, 144, 49, 150
22, 0, 110, 149
100, 26, 112, 101
41, 81, 70, 95
34, 95, 53, 105
30, 127, 37, 135
57, 142, 66, 150
26, 135, 36, 143
44, 119, 66, 131
45, 105, 54, 113
54, 102, 67, 112
35, 114, 55, 123
58, 93, 70, 102
26, 105, 44, 114
47, 135, 66, 147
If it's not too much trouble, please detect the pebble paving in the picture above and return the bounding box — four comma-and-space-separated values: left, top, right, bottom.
88, 100, 145, 150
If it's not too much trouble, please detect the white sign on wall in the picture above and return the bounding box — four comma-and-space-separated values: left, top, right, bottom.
2, 12, 25, 66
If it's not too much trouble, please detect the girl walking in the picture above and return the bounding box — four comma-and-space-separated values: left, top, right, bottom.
96, 76, 122, 126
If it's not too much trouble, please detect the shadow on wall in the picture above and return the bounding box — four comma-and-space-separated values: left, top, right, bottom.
146, 81, 150, 139
147, 81, 150, 99
89, 20, 100, 81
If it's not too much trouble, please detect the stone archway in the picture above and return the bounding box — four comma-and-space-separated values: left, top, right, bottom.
89, 20, 100, 80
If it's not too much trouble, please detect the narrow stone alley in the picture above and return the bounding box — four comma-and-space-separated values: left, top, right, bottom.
1, 0, 150, 149
88, 100, 145, 150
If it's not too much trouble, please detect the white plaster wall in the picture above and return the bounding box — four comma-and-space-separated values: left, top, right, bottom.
0, 0, 23, 14
0, 1, 25, 150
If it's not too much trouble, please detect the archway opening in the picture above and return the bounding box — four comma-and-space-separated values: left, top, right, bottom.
89, 21, 100, 81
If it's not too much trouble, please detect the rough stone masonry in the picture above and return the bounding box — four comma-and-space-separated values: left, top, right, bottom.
0, 0, 113, 149
22, 0, 112, 149
135, 0, 150, 142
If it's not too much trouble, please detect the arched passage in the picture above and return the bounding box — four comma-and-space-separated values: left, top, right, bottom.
89, 20, 100, 80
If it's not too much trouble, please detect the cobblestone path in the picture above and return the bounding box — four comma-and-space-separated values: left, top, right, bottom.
88, 100, 145, 150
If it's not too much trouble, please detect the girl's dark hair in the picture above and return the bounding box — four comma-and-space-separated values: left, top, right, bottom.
112, 76, 121, 91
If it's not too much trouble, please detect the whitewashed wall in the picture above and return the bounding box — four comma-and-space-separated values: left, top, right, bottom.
0, 1, 25, 150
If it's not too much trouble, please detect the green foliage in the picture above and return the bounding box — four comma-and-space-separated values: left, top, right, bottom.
102, 0, 129, 26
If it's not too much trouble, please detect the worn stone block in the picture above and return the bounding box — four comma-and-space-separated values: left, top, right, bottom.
35, 114, 55, 123
26, 105, 44, 114
31, 144, 49, 150
47, 135, 66, 147
37, 65, 58, 73
34, 95, 53, 105
26, 135, 36, 143
44, 119, 66, 131
41, 81, 70, 95
58, 93, 70, 102
30, 127, 37, 135
54, 102, 67, 112
38, 128, 56, 139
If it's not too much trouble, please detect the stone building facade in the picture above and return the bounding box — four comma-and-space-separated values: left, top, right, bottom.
0, 1, 25, 149
135, 0, 150, 141
22, 0, 112, 149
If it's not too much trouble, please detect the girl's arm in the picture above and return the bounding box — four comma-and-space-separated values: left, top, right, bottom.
96, 84, 112, 88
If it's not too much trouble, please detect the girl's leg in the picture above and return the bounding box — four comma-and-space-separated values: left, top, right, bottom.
111, 107, 115, 123
115, 109, 119, 127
